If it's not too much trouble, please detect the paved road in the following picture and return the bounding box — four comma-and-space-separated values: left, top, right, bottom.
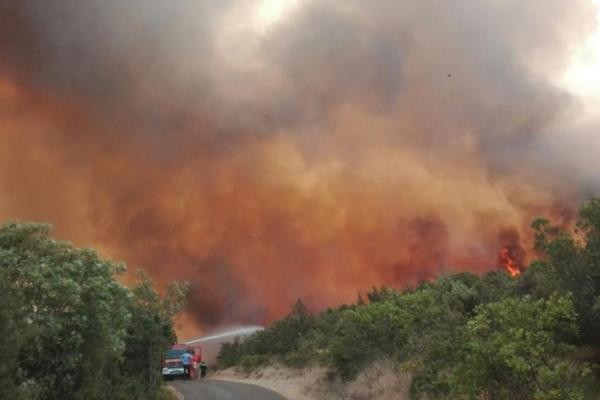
170, 379, 288, 400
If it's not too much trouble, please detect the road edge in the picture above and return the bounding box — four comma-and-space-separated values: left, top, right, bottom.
209, 376, 297, 399
210, 369, 316, 400
166, 384, 184, 400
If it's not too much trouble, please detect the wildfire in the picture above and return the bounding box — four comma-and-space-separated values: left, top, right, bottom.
499, 247, 521, 277
0, 0, 584, 333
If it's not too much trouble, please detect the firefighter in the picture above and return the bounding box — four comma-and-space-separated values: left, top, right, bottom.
180, 350, 193, 380
199, 361, 208, 379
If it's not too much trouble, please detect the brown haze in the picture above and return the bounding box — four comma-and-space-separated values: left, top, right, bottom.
0, 0, 598, 336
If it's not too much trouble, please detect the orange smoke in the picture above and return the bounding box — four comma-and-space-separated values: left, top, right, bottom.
0, 0, 595, 337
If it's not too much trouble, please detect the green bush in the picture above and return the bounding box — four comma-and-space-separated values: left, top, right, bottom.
240, 354, 270, 371
450, 295, 591, 399
329, 301, 409, 380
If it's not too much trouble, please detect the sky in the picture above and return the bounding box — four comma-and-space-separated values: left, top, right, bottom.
562, 0, 600, 110
1, 0, 600, 337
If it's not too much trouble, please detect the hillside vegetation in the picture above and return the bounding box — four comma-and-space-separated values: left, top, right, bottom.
0, 222, 188, 400
218, 199, 600, 399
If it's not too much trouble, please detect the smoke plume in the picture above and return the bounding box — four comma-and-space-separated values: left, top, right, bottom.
0, 0, 598, 336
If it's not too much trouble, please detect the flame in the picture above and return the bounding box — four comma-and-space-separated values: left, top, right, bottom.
499, 247, 521, 277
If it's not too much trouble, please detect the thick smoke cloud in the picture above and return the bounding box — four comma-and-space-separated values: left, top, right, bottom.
0, 0, 597, 336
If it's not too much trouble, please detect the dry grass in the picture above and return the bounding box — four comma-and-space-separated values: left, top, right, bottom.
344, 359, 411, 400
213, 359, 411, 400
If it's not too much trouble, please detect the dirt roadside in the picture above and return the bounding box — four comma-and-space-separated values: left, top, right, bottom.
211, 365, 320, 400
210, 361, 411, 400
165, 385, 184, 400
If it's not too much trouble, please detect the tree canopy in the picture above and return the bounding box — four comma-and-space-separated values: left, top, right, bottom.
0, 222, 187, 400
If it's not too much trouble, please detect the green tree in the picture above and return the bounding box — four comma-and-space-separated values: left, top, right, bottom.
0, 221, 188, 400
215, 300, 317, 370
366, 285, 400, 304
111, 271, 189, 400
217, 337, 244, 369
529, 199, 600, 345
451, 295, 590, 400
0, 253, 37, 399
0, 222, 131, 400
329, 301, 410, 380
405, 274, 480, 398
245, 300, 315, 357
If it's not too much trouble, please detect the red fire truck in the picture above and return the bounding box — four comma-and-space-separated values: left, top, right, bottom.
161, 343, 202, 380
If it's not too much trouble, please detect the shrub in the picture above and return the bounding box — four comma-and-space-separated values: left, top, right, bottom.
450, 295, 591, 399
